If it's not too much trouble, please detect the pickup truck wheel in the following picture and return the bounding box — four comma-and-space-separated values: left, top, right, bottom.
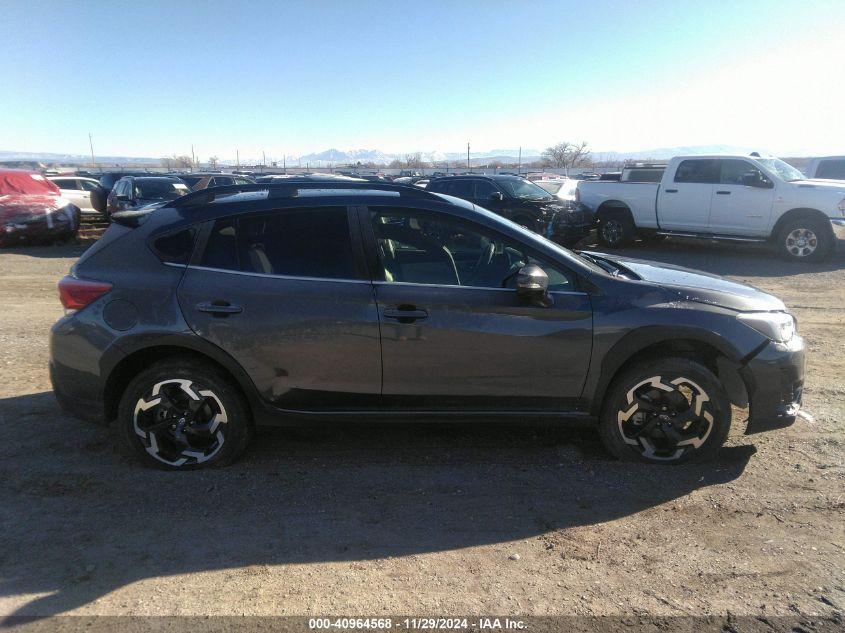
599, 358, 731, 464
597, 211, 635, 248
777, 218, 832, 262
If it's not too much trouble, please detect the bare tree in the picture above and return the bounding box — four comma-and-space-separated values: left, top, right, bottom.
160, 157, 174, 170
171, 155, 193, 169
404, 152, 423, 169
542, 141, 591, 174
208, 156, 219, 169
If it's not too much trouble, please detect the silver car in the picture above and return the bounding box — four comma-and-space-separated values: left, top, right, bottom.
49, 176, 103, 216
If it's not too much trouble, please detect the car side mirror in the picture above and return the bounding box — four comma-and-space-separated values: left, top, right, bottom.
490, 191, 504, 202
742, 173, 773, 189
516, 265, 553, 307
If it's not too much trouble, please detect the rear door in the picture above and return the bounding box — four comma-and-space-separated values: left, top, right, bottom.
361, 205, 593, 411
708, 159, 775, 236
177, 205, 382, 411
656, 159, 720, 232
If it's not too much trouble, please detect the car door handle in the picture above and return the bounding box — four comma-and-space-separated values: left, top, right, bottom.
196, 301, 243, 315
716, 190, 731, 195
383, 307, 428, 322
664, 189, 678, 193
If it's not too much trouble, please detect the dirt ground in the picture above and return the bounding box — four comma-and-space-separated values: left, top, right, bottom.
0, 237, 843, 623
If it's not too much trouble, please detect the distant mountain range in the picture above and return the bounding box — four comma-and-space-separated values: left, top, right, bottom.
0, 144, 792, 168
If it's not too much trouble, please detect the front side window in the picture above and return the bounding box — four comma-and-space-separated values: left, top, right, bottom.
474, 180, 499, 198
815, 159, 845, 180
80, 179, 100, 191
370, 208, 574, 291
201, 207, 356, 280
720, 159, 767, 185
674, 159, 720, 184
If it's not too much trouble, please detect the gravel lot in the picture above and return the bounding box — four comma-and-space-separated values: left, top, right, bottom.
0, 237, 843, 622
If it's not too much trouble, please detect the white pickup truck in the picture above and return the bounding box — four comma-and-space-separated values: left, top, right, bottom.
578, 154, 845, 261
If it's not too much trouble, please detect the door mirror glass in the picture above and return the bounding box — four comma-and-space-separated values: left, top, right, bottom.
490, 191, 504, 202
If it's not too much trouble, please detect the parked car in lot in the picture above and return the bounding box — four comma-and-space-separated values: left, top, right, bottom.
106, 176, 191, 217
0, 169, 80, 246
50, 181, 805, 469
178, 173, 255, 191
48, 176, 105, 217
536, 177, 580, 205
803, 156, 845, 181
427, 174, 593, 246
578, 154, 845, 261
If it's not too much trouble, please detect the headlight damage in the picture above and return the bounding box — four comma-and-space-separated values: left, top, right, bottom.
737, 311, 797, 343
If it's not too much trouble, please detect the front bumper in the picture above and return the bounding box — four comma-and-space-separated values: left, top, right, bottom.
741, 336, 805, 434
830, 218, 845, 242
547, 204, 595, 246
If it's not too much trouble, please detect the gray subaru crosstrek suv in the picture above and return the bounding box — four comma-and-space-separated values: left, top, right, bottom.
50, 181, 805, 469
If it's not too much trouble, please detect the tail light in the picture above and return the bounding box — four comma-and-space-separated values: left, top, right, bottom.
58, 275, 112, 313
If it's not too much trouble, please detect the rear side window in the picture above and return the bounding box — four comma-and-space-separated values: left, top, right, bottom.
150, 227, 197, 265
200, 208, 356, 280
816, 159, 845, 180
426, 179, 448, 193
447, 179, 474, 198
674, 160, 720, 184
53, 179, 76, 190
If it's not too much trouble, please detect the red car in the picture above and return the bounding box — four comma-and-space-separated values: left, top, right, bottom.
0, 170, 80, 246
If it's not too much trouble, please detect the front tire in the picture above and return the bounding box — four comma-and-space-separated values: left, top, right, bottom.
598, 358, 731, 464
597, 210, 636, 248
118, 359, 252, 469
776, 217, 833, 262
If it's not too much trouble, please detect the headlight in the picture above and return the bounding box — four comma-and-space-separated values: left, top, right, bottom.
737, 311, 796, 343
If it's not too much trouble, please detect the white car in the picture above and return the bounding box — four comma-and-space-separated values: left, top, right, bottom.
803, 156, 845, 181
49, 176, 103, 216
536, 178, 580, 205
577, 154, 845, 261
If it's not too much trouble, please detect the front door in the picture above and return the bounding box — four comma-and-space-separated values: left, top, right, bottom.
362, 206, 593, 411
707, 159, 775, 236
178, 205, 382, 410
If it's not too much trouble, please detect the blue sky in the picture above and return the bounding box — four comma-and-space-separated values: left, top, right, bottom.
1, 0, 842, 160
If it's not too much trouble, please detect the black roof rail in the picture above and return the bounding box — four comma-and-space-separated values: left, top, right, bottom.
170, 180, 440, 208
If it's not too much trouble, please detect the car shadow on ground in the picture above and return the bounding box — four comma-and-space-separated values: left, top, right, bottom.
575, 236, 845, 278
0, 391, 756, 618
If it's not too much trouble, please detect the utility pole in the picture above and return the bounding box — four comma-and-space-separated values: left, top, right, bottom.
191, 145, 196, 170
518, 147, 522, 175
283, 155, 286, 174
467, 142, 470, 171
236, 150, 240, 170
262, 151, 266, 174
88, 132, 96, 170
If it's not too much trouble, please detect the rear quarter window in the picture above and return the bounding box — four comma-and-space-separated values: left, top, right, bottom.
674, 160, 720, 184
150, 227, 197, 265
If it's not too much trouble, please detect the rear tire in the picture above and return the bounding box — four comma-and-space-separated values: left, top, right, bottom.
597, 209, 636, 248
598, 357, 731, 464
118, 359, 252, 469
776, 217, 833, 262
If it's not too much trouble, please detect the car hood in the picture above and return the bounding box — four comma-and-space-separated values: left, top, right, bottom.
584, 251, 787, 312
0, 193, 65, 223
522, 198, 576, 212
793, 179, 845, 193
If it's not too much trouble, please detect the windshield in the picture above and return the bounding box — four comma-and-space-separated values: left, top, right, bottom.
498, 178, 554, 201
756, 158, 805, 182
135, 180, 190, 200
